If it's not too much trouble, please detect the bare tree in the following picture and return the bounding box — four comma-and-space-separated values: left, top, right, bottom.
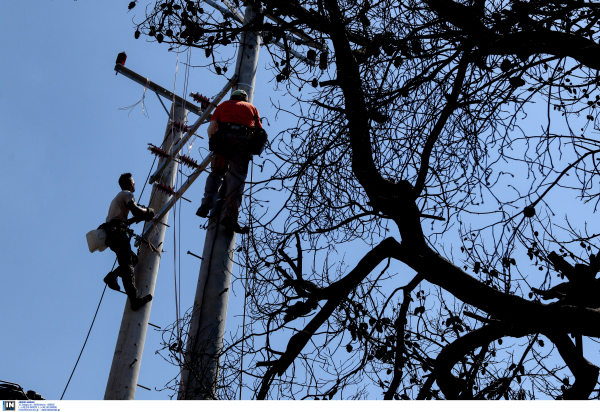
133, 0, 600, 400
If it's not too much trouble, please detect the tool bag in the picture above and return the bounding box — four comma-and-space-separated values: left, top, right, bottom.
209, 130, 226, 153
248, 127, 268, 155
86, 229, 108, 253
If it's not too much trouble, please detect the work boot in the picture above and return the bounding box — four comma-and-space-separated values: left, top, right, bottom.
130, 294, 153, 311
221, 215, 250, 234
196, 204, 210, 218
103, 273, 121, 292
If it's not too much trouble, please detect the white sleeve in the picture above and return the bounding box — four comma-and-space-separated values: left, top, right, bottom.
125, 191, 135, 204
207, 120, 219, 137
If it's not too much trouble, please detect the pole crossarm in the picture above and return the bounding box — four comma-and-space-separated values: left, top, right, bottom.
268, 38, 316, 66
148, 76, 238, 184
141, 152, 214, 240
114, 64, 203, 115
244, 0, 326, 51
203, 0, 325, 54
203, 0, 245, 22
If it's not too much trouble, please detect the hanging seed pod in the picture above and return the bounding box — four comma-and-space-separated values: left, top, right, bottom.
509, 77, 525, 87
382, 43, 395, 56
157, 33, 164, 43
307, 49, 317, 63
128, 1, 136, 10
523, 206, 535, 218
134, 30, 141, 39
319, 50, 328, 70
311, 78, 318, 87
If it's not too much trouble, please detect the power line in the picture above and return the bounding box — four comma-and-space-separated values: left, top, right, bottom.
61, 260, 115, 400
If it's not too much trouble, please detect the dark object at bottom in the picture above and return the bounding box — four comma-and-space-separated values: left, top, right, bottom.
103, 273, 121, 291
131, 294, 153, 311
196, 204, 210, 218
221, 216, 250, 234
0, 380, 44, 400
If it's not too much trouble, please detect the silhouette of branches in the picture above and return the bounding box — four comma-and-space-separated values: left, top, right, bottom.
143, 0, 600, 400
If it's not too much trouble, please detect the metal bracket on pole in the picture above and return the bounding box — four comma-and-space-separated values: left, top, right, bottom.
202, 0, 245, 22
142, 152, 214, 239
202, 0, 244, 21
267, 38, 317, 66
204, 0, 325, 54
114, 64, 203, 115
148, 76, 238, 184
244, 0, 326, 51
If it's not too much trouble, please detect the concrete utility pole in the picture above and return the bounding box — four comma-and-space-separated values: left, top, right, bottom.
105, 104, 187, 400
178, 6, 260, 400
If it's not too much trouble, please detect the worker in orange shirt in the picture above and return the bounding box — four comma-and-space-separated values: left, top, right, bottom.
196, 89, 266, 233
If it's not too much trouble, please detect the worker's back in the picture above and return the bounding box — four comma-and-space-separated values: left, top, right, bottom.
211, 100, 262, 128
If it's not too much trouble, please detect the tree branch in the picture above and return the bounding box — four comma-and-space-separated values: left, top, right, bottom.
257, 237, 401, 399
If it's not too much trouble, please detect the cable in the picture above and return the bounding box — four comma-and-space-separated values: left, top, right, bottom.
239, 160, 254, 400
62, 124, 160, 400
139, 156, 157, 200
60, 259, 116, 400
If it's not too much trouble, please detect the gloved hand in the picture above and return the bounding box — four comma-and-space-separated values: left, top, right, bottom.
145, 207, 156, 221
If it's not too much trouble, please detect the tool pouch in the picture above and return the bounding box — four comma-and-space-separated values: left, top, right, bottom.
248, 127, 268, 156
209, 130, 225, 153
86, 229, 108, 253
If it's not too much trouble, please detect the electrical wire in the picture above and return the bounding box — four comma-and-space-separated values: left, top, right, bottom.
60, 259, 116, 400
239, 160, 254, 400
61, 129, 163, 399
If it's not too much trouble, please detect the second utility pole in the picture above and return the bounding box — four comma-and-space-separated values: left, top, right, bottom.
178, 5, 260, 400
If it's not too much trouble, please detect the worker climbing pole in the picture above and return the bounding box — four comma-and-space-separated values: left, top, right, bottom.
104, 103, 187, 400
177, 5, 262, 400
96, 0, 325, 400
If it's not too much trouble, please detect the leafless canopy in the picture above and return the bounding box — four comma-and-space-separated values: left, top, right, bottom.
135, 0, 600, 400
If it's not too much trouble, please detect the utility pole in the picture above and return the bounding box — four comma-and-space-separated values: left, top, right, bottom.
178, 6, 261, 400
104, 103, 187, 400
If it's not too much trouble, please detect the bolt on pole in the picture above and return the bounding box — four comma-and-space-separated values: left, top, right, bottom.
178, 6, 260, 400
104, 104, 187, 400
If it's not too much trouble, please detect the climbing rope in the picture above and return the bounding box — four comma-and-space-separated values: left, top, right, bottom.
61, 107, 167, 399
60, 260, 115, 400
239, 160, 254, 400
170, 47, 194, 354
